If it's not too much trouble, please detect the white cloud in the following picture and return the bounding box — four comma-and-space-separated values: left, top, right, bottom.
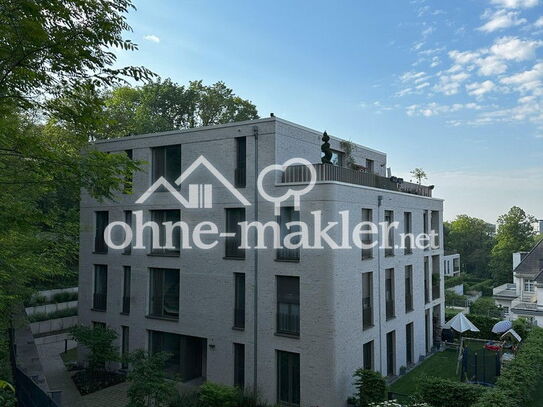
500, 62, 543, 92
449, 50, 481, 65
490, 36, 541, 60
143, 34, 160, 43
476, 55, 508, 75
478, 9, 527, 32
406, 102, 481, 117
434, 72, 470, 95
490, 0, 538, 8
466, 80, 496, 96
535, 16, 543, 27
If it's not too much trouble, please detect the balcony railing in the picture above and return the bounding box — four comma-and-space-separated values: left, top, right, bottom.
281, 163, 433, 197
277, 306, 300, 335
93, 293, 107, 311
276, 247, 300, 261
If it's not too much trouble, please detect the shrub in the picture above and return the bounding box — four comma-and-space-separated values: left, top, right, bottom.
27, 307, 78, 322
351, 369, 387, 407
52, 291, 78, 303
416, 377, 487, 407
0, 387, 16, 407
470, 297, 502, 318
70, 325, 118, 373
198, 382, 239, 407
472, 327, 543, 407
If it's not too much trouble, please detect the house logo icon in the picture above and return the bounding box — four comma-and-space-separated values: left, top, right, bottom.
135, 155, 251, 208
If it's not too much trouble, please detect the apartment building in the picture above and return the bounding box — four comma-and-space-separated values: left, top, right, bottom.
79, 116, 444, 407
443, 253, 461, 277
493, 239, 543, 325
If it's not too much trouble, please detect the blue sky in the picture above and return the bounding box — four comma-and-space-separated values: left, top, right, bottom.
115, 0, 543, 223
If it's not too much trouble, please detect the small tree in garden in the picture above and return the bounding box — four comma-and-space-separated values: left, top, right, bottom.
351, 369, 387, 406
126, 350, 177, 407
70, 325, 119, 373
410, 168, 427, 184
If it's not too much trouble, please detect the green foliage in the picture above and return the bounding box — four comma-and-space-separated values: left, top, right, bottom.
198, 382, 239, 407
472, 327, 543, 407
98, 79, 259, 139
460, 314, 500, 340
410, 168, 427, 184
468, 280, 494, 297
27, 307, 78, 322
416, 377, 487, 407
26, 291, 78, 307
490, 207, 536, 284
470, 297, 502, 318
70, 325, 118, 373
126, 350, 177, 407
444, 215, 495, 278
512, 318, 530, 340
0, 387, 16, 407
340, 140, 357, 169
352, 369, 387, 407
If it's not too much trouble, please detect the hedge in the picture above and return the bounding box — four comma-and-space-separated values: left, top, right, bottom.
417, 377, 487, 407
472, 327, 543, 407
27, 307, 77, 323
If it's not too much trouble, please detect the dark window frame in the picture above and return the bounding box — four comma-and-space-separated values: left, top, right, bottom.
235, 137, 246, 188
94, 211, 109, 254
225, 208, 246, 259
149, 268, 180, 320
151, 144, 181, 184
150, 209, 181, 256
234, 343, 245, 389
276, 207, 300, 262
277, 350, 300, 406
122, 266, 131, 314
234, 273, 245, 329
276, 276, 300, 336
362, 272, 374, 329
93, 265, 107, 311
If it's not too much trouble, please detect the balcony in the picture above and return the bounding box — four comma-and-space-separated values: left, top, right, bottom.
492, 283, 518, 299
281, 163, 433, 197
511, 297, 543, 315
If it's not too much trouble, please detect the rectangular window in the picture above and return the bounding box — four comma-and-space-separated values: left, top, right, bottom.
432, 255, 441, 300
423, 210, 429, 251
425, 309, 431, 353
405, 265, 413, 312
123, 149, 133, 194
121, 326, 129, 369
94, 211, 109, 253
93, 265, 107, 311
361, 208, 374, 260
152, 144, 181, 184
277, 351, 300, 406
386, 331, 396, 376
277, 276, 300, 336
234, 273, 245, 329
363, 340, 374, 371
384, 210, 394, 257
149, 268, 180, 319
424, 257, 430, 304
123, 210, 132, 254
234, 343, 245, 389
404, 212, 413, 255
235, 137, 246, 188
365, 159, 374, 173
524, 279, 535, 292
225, 208, 246, 259
362, 272, 373, 329
330, 150, 343, 166
122, 266, 131, 314
406, 323, 414, 366
277, 207, 300, 261
385, 268, 395, 320
150, 210, 181, 255
431, 211, 440, 248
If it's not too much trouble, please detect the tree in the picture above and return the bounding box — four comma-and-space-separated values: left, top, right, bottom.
351, 369, 386, 407
96, 78, 259, 139
410, 168, 427, 184
444, 215, 495, 278
490, 206, 536, 284
126, 350, 177, 407
70, 325, 119, 374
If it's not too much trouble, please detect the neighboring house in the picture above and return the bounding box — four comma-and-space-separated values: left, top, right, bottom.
79, 116, 444, 407
493, 239, 543, 325
443, 253, 461, 277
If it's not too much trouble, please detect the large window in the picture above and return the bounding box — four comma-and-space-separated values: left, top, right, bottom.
406, 323, 414, 366
362, 272, 373, 329
365, 159, 374, 173
150, 210, 181, 255
431, 211, 440, 248
235, 137, 246, 188
432, 255, 441, 300
121, 326, 129, 369
404, 212, 413, 255
149, 268, 179, 319
152, 144, 181, 184
234, 273, 245, 329
277, 276, 300, 336
385, 268, 395, 320
277, 351, 300, 406
94, 211, 109, 253
424, 257, 430, 304
122, 266, 131, 314
277, 207, 300, 261
405, 265, 413, 313
93, 265, 107, 311
384, 210, 394, 257
234, 343, 245, 389
361, 208, 374, 260
363, 340, 374, 371
225, 208, 245, 259
123, 210, 132, 254
386, 330, 396, 376
423, 210, 429, 251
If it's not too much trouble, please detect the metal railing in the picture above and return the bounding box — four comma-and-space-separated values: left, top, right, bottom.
277, 307, 300, 335
93, 293, 107, 311
281, 163, 433, 197
276, 247, 300, 261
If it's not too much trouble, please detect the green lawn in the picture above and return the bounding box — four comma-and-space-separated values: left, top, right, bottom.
390, 349, 459, 395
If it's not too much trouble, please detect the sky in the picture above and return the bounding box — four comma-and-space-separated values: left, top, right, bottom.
114, 0, 543, 224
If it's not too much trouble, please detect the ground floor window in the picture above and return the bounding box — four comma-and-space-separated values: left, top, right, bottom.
363, 340, 374, 371
277, 350, 300, 406
386, 330, 396, 376
234, 343, 245, 389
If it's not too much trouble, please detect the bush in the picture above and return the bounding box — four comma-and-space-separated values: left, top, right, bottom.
472, 327, 543, 407
52, 291, 78, 303
0, 387, 16, 407
461, 314, 500, 339
27, 307, 77, 322
417, 377, 487, 407
351, 369, 387, 407
470, 297, 502, 318
469, 281, 494, 297
198, 382, 239, 407
70, 325, 118, 373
